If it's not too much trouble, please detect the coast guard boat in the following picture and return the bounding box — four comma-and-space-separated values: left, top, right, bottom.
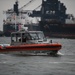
0, 30, 62, 55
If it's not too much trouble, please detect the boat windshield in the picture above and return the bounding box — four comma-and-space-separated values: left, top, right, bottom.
30, 32, 45, 40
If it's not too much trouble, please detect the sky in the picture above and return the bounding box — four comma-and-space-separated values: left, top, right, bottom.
0, 0, 75, 31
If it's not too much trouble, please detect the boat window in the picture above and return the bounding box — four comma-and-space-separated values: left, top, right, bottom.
11, 33, 21, 43
22, 33, 31, 40
17, 33, 31, 42
29, 32, 45, 40
37, 32, 45, 39
30, 33, 38, 40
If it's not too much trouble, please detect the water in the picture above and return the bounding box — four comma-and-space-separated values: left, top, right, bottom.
0, 37, 75, 75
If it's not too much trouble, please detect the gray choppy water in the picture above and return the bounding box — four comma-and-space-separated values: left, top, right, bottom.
0, 37, 75, 75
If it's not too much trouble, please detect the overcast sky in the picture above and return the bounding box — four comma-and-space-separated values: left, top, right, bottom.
0, 0, 75, 31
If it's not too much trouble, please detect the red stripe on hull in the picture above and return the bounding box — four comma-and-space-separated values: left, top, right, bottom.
0, 44, 61, 52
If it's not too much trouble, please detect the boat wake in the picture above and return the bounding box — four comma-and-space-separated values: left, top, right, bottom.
57, 51, 64, 55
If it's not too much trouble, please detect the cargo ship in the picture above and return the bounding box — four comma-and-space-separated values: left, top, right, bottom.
3, 0, 75, 38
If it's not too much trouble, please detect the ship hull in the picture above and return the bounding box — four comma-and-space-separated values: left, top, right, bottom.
0, 44, 61, 55
3, 23, 75, 38
39, 21, 75, 39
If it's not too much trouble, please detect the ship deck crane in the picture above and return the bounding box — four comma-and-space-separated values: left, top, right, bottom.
29, 4, 42, 17
3, 0, 35, 14
19, 0, 35, 10
33, 4, 42, 11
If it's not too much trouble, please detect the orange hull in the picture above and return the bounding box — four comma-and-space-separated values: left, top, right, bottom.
0, 43, 61, 52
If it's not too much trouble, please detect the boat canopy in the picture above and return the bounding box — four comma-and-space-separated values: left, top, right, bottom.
11, 30, 45, 45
